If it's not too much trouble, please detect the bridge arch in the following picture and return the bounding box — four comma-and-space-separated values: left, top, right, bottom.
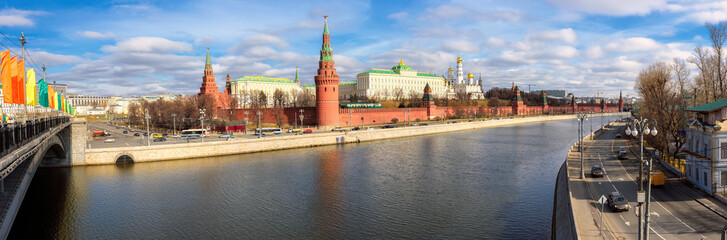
114, 153, 135, 164
38, 134, 68, 167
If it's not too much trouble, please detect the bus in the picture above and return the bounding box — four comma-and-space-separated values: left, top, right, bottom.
181, 129, 208, 138
255, 128, 282, 136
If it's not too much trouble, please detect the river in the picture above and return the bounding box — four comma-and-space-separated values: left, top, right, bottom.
9, 117, 610, 239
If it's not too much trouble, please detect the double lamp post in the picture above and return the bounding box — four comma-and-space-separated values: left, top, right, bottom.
626, 117, 657, 240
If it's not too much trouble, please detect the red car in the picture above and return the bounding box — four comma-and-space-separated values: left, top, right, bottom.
303, 129, 313, 133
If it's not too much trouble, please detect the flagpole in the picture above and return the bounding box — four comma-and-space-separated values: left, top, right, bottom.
19, 33, 28, 122
42, 64, 46, 118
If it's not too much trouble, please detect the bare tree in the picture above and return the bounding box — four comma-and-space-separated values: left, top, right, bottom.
635, 61, 687, 157
706, 22, 727, 98
393, 88, 404, 102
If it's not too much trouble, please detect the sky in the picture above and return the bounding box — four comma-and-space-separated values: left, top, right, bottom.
1, 0, 725, 98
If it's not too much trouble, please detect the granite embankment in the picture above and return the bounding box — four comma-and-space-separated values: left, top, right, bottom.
80, 113, 628, 166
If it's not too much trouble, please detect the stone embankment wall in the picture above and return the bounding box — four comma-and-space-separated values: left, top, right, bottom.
82, 113, 628, 166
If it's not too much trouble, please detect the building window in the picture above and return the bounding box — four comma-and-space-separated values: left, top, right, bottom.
722, 171, 727, 187
705, 172, 709, 187
722, 143, 727, 159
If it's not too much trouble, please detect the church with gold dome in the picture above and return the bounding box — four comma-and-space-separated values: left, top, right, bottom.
445, 54, 484, 100
340, 59, 449, 101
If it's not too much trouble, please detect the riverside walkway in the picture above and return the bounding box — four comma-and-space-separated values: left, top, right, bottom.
567, 121, 727, 239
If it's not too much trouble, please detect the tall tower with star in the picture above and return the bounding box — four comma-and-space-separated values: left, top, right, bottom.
315, 15, 340, 128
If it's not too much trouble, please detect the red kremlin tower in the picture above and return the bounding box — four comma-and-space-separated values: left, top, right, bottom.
315, 15, 340, 128
511, 85, 525, 115
199, 47, 218, 95
618, 90, 623, 112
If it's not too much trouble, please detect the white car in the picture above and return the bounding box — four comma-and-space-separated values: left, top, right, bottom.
219, 134, 231, 138
226, 137, 236, 141
104, 138, 115, 143
365, 127, 374, 130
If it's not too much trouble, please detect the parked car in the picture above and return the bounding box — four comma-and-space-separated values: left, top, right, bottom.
411, 123, 418, 126
303, 129, 313, 133
134, 133, 141, 136
365, 127, 374, 130
352, 127, 360, 131
420, 123, 428, 126
104, 138, 115, 143
220, 133, 232, 138
608, 192, 630, 212
382, 125, 395, 129
226, 137, 236, 141
153, 137, 166, 142
331, 127, 342, 131
591, 165, 605, 178
123, 130, 128, 134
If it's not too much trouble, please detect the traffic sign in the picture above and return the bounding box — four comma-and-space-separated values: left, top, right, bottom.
655, 150, 659, 157
599, 195, 607, 204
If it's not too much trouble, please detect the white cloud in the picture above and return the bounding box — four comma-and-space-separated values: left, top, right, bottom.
28, 51, 85, 67
667, 1, 727, 23
545, 0, 667, 16
604, 37, 662, 53
0, 8, 47, 27
101, 37, 193, 53
527, 28, 577, 44
78, 31, 115, 39
485, 37, 507, 47
388, 12, 408, 20
442, 39, 480, 53
584, 46, 604, 59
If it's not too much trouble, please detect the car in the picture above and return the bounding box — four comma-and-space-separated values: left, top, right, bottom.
172, 134, 181, 138
591, 165, 605, 178
226, 137, 236, 141
134, 133, 140, 136
411, 123, 418, 126
607, 192, 630, 212
420, 123, 428, 126
452, 121, 459, 123
153, 137, 166, 142
468, 119, 474, 122
615, 133, 622, 138
104, 138, 115, 143
352, 127, 360, 131
382, 125, 394, 129
123, 130, 128, 134
219, 134, 232, 138
303, 129, 313, 133
618, 146, 626, 152
365, 127, 374, 130
143, 133, 148, 136
618, 150, 628, 160
331, 127, 342, 131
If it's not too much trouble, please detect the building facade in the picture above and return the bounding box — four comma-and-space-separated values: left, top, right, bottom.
350, 60, 448, 100
230, 74, 305, 107
66, 94, 111, 107
684, 98, 727, 195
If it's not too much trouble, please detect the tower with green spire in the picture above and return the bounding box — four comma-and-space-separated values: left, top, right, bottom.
199, 47, 219, 95
315, 15, 340, 128
294, 66, 300, 85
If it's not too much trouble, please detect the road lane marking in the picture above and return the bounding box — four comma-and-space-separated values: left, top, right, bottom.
612, 185, 619, 192
653, 199, 696, 231
651, 212, 660, 218
649, 226, 666, 240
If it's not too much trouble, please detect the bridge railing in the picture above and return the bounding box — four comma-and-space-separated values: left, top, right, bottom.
0, 116, 70, 159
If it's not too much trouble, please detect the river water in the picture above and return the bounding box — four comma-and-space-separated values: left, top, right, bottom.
9, 117, 609, 239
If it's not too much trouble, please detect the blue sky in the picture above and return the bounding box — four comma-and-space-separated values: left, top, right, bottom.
2, 0, 724, 97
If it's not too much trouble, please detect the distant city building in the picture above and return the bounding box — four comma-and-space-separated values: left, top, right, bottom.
349, 59, 449, 100
48, 83, 67, 95
445, 55, 484, 99
67, 94, 111, 107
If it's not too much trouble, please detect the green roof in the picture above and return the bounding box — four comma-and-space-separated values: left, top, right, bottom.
687, 98, 727, 112
416, 73, 439, 77
303, 84, 316, 88
339, 81, 356, 85
204, 48, 212, 71
234, 76, 296, 84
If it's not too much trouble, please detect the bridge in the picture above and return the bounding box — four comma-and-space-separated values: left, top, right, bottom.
0, 116, 84, 239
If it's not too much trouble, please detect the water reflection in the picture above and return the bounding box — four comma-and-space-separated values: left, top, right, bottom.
9, 117, 611, 239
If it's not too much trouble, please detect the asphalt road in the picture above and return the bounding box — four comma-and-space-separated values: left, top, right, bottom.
581, 122, 725, 239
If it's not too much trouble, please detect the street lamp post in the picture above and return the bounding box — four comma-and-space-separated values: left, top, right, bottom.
257, 111, 262, 138
299, 109, 304, 128
145, 111, 151, 146
626, 117, 657, 240
349, 109, 353, 130
199, 109, 206, 142
244, 111, 249, 134
590, 111, 594, 140
171, 113, 177, 135
576, 112, 587, 179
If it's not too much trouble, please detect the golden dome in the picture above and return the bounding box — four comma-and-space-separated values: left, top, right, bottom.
467, 71, 474, 79
398, 58, 406, 66
448, 67, 453, 71
457, 56, 462, 63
